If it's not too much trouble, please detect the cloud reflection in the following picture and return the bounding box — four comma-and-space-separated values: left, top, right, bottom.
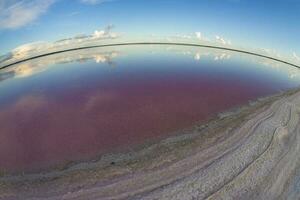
0, 48, 119, 81
1, 45, 300, 84
165, 46, 300, 81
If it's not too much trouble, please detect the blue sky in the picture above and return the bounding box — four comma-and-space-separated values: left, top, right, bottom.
0, 0, 300, 56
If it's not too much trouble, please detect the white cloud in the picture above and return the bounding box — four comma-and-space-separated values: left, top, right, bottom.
293, 52, 300, 62
11, 41, 52, 59
181, 35, 192, 39
0, 0, 55, 29
215, 35, 231, 45
0, 26, 119, 64
195, 32, 202, 40
174, 34, 193, 40
194, 32, 210, 42
80, 0, 114, 5
92, 28, 117, 39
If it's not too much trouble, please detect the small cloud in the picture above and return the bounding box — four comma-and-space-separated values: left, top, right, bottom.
215, 35, 231, 45
174, 34, 192, 40
260, 48, 280, 57
194, 32, 210, 42
181, 35, 192, 39
293, 52, 300, 62
80, 0, 114, 5
195, 32, 202, 40
68, 11, 80, 17
0, 53, 13, 63
92, 25, 118, 39
0, 0, 55, 29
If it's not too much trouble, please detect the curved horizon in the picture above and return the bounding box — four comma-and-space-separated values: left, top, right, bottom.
1, 42, 300, 70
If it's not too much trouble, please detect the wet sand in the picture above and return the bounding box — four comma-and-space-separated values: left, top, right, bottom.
1, 87, 300, 200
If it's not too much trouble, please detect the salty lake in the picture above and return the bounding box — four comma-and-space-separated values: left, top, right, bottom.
0, 45, 299, 173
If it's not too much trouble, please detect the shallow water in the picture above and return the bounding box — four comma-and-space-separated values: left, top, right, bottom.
0, 45, 299, 173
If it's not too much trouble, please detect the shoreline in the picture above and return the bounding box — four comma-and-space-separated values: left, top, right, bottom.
1, 87, 300, 199
0, 88, 291, 178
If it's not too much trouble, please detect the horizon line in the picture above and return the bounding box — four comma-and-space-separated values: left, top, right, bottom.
0, 42, 299, 70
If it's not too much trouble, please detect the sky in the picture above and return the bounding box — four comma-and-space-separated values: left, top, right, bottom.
0, 0, 300, 58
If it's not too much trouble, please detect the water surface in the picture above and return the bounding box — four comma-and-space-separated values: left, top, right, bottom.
0, 45, 299, 173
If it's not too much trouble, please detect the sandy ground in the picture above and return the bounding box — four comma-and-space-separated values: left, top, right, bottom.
1, 88, 300, 200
